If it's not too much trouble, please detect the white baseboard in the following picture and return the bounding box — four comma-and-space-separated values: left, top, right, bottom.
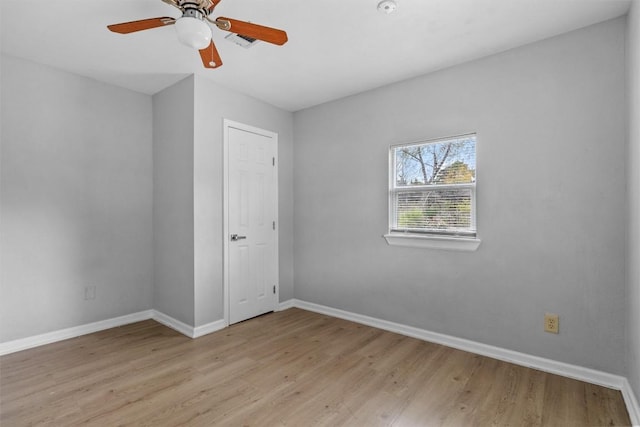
283, 299, 628, 391
193, 319, 227, 338
151, 310, 226, 339
278, 299, 295, 311
0, 310, 227, 355
622, 378, 640, 426
151, 310, 195, 338
0, 310, 154, 356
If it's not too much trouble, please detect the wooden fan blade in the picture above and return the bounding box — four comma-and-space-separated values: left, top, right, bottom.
215, 17, 288, 45
199, 41, 223, 69
208, 0, 222, 10
107, 17, 175, 34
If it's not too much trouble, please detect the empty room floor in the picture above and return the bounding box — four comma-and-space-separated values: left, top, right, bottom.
0, 308, 631, 426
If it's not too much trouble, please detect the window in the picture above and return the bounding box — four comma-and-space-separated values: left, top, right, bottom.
384, 134, 480, 250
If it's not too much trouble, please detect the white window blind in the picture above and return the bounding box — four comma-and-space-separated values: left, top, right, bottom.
389, 134, 477, 237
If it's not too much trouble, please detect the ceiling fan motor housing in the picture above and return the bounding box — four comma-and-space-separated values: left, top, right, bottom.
180, 1, 211, 17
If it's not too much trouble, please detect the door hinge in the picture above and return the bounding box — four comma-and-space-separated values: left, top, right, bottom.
273, 285, 276, 294
272, 157, 275, 166
272, 221, 276, 230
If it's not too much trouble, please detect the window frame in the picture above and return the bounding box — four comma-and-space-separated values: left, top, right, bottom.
383, 133, 481, 251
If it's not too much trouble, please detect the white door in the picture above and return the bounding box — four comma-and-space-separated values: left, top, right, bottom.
225, 120, 278, 325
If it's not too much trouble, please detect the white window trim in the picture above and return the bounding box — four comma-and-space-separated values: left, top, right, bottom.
385, 133, 481, 251
383, 232, 481, 251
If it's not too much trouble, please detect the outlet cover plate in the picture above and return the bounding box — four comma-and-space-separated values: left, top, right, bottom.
544, 313, 559, 334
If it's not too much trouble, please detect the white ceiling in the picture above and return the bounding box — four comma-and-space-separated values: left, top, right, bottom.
0, 0, 632, 112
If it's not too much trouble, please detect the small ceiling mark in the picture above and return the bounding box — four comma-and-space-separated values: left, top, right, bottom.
377, 0, 397, 14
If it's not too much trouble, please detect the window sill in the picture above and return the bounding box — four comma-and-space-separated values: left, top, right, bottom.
383, 233, 481, 251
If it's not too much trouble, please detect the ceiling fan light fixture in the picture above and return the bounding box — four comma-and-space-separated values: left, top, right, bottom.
175, 16, 212, 49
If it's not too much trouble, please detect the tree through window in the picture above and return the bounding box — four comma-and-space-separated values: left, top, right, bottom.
390, 134, 477, 237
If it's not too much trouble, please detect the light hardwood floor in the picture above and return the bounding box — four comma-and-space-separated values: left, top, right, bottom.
0, 308, 631, 426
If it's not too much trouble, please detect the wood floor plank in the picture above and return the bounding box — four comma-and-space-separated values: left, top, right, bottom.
541, 372, 590, 426
585, 382, 632, 426
0, 308, 631, 426
391, 347, 482, 425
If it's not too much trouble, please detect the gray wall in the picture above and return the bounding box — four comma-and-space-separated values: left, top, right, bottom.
0, 61, 294, 339
152, 76, 196, 325
151, 75, 293, 328
626, 1, 640, 403
193, 76, 294, 326
0, 56, 154, 342
293, 18, 627, 374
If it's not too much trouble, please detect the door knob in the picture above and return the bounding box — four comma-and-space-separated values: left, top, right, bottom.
230, 234, 247, 241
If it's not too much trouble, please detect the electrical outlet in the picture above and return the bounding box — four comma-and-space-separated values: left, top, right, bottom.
544, 313, 559, 334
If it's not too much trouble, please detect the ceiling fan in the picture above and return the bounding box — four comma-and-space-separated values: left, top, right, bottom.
107, 0, 288, 69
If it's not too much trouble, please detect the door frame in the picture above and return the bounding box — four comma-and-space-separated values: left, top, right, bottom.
223, 118, 279, 326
